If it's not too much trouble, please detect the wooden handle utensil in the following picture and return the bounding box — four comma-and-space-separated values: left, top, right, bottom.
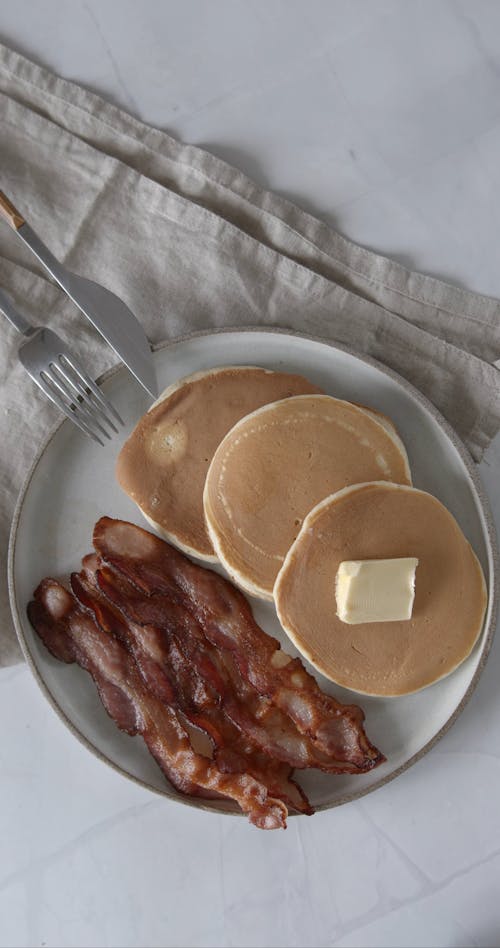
0, 191, 25, 230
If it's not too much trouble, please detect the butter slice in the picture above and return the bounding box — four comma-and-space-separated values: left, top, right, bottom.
335, 558, 419, 624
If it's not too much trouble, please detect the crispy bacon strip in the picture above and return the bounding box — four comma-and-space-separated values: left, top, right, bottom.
93, 561, 335, 777
71, 567, 312, 815
28, 579, 288, 829
93, 517, 384, 772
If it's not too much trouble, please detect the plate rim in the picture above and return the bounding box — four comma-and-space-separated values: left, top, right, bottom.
7, 326, 500, 819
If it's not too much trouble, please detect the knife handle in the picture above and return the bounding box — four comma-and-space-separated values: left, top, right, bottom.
0, 191, 25, 230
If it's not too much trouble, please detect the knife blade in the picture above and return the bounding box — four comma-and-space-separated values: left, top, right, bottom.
0, 190, 158, 398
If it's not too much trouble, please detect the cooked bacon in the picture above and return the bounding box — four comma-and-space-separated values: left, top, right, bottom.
72, 569, 179, 708
93, 517, 384, 772
93, 562, 335, 777
27, 584, 141, 735
71, 566, 312, 815
28, 579, 288, 830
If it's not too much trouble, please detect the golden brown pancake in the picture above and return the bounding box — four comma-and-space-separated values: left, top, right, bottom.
116, 366, 322, 560
274, 482, 487, 696
204, 395, 412, 599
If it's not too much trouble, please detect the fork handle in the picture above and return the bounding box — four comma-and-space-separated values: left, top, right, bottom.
0, 191, 25, 230
0, 288, 34, 336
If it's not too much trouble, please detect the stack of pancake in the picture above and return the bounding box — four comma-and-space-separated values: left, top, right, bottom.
117, 365, 487, 698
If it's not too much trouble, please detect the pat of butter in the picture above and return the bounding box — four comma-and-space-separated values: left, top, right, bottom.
335, 558, 419, 624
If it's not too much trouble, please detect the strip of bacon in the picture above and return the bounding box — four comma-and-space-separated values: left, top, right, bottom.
97, 563, 370, 774
93, 517, 384, 771
28, 579, 288, 829
93, 561, 336, 777
71, 566, 312, 815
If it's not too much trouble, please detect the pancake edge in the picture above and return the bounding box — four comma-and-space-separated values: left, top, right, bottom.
147, 364, 276, 412
140, 507, 219, 563
204, 493, 275, 600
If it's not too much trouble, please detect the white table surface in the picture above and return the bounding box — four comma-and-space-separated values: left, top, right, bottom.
2, 2, 500, 947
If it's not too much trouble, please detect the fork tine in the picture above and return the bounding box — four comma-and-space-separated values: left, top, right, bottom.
38, 371, 105, 445
52, 357, 118, 437
42, 364, 112, 443
49, 363, 112, 442
60, 353, 124, 429
57, 356, 122, 434
40, 370, 106, 444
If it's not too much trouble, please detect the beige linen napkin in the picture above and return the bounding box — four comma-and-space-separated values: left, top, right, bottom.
1, 43, 500, 667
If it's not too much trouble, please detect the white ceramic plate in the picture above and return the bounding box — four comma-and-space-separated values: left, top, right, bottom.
8, 329, 498, 817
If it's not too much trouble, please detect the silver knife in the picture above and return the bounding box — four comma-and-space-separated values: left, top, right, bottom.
0, 191, 158, 398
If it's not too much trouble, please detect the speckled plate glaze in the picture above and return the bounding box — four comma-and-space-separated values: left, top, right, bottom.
8, 329, 499, 819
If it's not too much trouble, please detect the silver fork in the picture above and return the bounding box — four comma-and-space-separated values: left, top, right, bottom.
0, 288, 123, 445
